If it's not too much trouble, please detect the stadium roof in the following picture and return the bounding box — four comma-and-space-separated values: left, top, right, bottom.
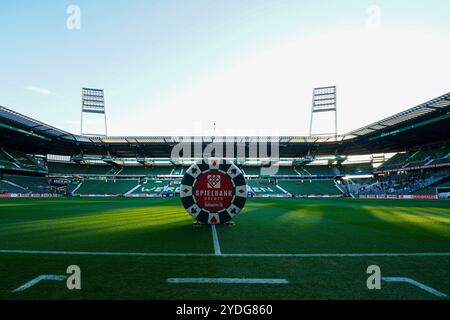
1, 91, 449, 158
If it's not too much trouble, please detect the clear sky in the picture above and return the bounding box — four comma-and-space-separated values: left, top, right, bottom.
1, 0, 450, 136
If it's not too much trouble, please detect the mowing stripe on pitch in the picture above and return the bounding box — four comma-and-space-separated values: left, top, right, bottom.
167, 278, 289, 284
383, 277, 447, 298
1, 249, 450, 258
211, 225, 221, 256
12, 275, 66, 293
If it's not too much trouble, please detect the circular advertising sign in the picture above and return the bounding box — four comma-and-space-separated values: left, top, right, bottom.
180, 159, 247, 224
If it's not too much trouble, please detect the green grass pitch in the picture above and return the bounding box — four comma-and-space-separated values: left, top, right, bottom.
0, 197, 449, 300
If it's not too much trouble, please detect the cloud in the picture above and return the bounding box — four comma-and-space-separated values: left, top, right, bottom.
110, 28, 450, 136
25, 85, 55, 96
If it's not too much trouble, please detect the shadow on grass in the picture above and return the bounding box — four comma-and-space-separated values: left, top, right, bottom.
218, 198, 450, 254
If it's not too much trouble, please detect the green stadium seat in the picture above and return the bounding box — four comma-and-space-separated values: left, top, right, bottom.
48, 162, 112, 175
74, 179, 140, 195
0, 149, 46, 173
3, 174, 50, 194
48, 162, 174, 176
0, 179, 28, 194
379, 144, 450, 170
413, 181, 450, 195
338, 163, 373, 175
298, 165, 336, 175
247, 179, 286, 195
278, 180, 341, 196
241, 166, 261, 175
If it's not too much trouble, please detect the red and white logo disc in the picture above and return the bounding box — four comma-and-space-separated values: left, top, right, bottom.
180, 159, 247, 224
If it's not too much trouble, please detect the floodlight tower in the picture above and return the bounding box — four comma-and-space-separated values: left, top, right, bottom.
309, 86, 337, 137
80, 88, 108, 136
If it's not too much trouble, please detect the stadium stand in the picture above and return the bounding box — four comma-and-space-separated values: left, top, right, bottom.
296, 165, 336, 175
276, 166, 300, 175
413, 180, 450, 195
48, 162, 174, 176
247, 179, 286, 195
73, 179, 140, 195
378, 143, 450, 171
241, 166, 261, 175
338, 163, 373, 175
0, 148, 46, 173
421, 145, 450, 166
2, 174, 50, 194
48, 162, 113, 175
278, 180, 342, 196
242, 166, 298, 176
67, 180, 82, 194
140, 166, 173, 176
377, 152, 411, 170
49, 162, 346, 179
117, 165, 174, 176
0, 91, 449, 198
0, 150, 18, 171
0, 179, 27, 194
170, 167, 184, 175
351, 167, 450, 196
118, 166, 153, 175
131, 179, 167, 195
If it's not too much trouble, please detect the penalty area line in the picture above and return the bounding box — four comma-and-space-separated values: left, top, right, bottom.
12, 274, 66, 293
1, 249, 450, 258
383, 277, 447, 298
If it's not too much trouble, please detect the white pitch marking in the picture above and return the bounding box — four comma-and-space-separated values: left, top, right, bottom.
12, 275, 67, 293
0, 249, 214, 257
167, 278, 289, 284
211, 225, 222, 256
223, 252, 450, 258
382, 277, 447, 298
1, 249, 450, 258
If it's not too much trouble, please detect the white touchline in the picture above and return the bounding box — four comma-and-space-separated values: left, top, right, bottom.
167, 278, 289, 284
211, 225, 221, 256
1, 249, 450, 258
383, 277, 447, 298
12, 275, 67, 293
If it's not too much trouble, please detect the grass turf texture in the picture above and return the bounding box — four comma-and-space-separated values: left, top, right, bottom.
0, 197, 449, 300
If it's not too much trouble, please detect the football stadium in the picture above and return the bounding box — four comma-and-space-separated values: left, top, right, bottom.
1, 2, 450, 308
0, 89, 449, 300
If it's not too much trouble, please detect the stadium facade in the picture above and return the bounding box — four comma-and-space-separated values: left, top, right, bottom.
0, 92, 449, 199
